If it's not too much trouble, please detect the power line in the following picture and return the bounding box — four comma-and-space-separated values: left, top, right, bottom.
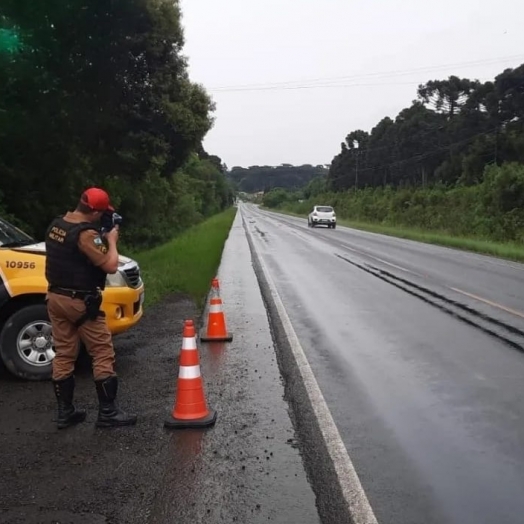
209, 54, 524, 93
217, 54, 524, 90
210, 81, 418, 93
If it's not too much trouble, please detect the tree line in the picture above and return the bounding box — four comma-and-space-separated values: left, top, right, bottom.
328, 64, 524, 191
0, 0, 234, 250
227, 164, 329, 193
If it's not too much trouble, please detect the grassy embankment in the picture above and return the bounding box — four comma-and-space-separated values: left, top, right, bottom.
130, 207, 237, 309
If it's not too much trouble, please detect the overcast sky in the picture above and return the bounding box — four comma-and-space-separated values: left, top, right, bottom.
179, 0, 524, 169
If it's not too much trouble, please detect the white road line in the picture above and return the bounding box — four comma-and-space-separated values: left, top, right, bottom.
243, 208, 379, 524
449, 287, 524, 320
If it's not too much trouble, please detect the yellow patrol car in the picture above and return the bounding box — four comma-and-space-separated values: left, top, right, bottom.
0, 215, 145, 381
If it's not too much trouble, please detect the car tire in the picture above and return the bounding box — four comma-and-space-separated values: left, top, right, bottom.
332, 224, 337, 229
0, 304, 54, 381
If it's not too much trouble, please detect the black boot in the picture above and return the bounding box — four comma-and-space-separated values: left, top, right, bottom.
94, 376, 137, 428
52, 376, 87, 429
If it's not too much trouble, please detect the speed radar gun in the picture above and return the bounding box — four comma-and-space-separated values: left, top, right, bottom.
100, 210, 123, 235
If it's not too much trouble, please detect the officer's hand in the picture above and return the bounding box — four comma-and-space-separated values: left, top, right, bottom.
105, 227, 119, 244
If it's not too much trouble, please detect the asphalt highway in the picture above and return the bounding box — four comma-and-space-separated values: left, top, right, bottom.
241, 202, 524, 524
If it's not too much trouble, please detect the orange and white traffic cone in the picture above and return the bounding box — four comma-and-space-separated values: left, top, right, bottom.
200, 279, 233, 343
200, 300, 233, 343
211, 277, 221, 296
164, 320, 217, 429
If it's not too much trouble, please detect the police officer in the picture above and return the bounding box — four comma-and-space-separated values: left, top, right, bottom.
45, 187, 137, 429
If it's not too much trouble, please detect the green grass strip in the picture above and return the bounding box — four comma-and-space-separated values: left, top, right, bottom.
131, 207, 237, 309
262, 207, 524, 263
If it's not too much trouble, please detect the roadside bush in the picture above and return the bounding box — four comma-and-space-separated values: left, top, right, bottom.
262, 188, 292, 208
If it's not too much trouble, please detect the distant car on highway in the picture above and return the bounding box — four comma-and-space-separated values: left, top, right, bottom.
307, 205, 337, 229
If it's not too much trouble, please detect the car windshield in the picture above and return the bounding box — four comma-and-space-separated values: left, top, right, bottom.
0, 216, 36, 247
316, 206, 333, 213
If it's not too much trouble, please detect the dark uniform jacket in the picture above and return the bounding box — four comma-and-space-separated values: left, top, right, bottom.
45, 215, 107, 292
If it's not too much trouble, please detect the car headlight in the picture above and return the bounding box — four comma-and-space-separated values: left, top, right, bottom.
106, 270, 127, 287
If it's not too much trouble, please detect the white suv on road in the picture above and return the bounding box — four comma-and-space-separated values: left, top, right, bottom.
308, 205, 337, 229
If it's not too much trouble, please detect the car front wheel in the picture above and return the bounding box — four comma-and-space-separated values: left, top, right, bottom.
0, 304, 55, 381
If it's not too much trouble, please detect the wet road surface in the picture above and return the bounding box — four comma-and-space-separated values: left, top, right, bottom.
0, 209, 321, 524
241, 203, 524, 524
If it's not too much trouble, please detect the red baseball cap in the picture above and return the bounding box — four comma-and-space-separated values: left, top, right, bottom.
81, 187, 114, 212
